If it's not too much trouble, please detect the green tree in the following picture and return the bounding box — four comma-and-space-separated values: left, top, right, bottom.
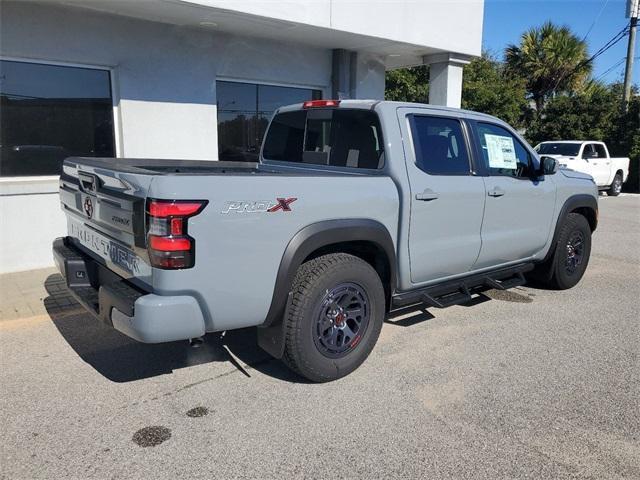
525, 87, 617, 145
505, 21, 592, 112
462, 54, 531, 128
606, 90, 640, 192
526, 83, 639, 192
385, 65, 429, 103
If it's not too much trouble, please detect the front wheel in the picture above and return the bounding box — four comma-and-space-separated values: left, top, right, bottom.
282, 253, 385, 382
608, 173, 623, 196
547, 213, 592, 290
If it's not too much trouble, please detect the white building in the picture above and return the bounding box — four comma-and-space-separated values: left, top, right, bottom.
0, 0, 484, 273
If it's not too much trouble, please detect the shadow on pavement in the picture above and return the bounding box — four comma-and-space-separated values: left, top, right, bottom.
385, 304, 436, 327
44, 272, 476, 384
43, 274, 305, 384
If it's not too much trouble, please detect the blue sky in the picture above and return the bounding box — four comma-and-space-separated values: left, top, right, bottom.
483, 0, 639, 84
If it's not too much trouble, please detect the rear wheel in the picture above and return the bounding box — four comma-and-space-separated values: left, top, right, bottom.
608, 173, 623, 196
547, 213, 592, 290
283, 253, 385, 382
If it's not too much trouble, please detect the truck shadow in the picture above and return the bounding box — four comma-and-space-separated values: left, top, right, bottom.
43, 274, 304, 384
44, 273, 469, 384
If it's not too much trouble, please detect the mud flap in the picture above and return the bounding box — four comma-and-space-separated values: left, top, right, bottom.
256, 291, 292, 359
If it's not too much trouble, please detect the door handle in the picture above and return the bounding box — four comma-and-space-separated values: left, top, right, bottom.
488, 187, 505, 197
415, 189, 439, 201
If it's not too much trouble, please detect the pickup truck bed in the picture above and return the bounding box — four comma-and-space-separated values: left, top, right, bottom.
57, 150, 398, 333
65, 157, 367, 176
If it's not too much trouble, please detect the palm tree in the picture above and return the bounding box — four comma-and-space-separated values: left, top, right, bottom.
505, 22, 592, 112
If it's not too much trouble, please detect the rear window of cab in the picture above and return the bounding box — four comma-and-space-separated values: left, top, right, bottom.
262, 109, 385, 169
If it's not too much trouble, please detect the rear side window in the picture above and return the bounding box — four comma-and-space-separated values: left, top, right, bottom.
409, 115, 470, 175
262, 109, 384, 169
592, 143, 607, 158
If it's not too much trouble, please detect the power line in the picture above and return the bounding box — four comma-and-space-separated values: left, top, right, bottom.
588, 24, 630, 63
553, 22, 631, 91
582, 0, 611, 42
595, 57, 626, 82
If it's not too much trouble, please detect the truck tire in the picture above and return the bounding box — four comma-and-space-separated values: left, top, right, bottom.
608, 173, 623, 196
283, 253, 385, 382
547, 213, 592, 290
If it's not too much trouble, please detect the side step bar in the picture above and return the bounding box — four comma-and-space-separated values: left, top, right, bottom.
392, 264, 532, 310
484, 272, 526, 291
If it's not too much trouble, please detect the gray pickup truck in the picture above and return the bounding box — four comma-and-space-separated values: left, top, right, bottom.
53, 100, 598, 382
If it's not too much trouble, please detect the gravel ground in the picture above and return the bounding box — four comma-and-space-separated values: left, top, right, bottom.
1, 194, 638, 479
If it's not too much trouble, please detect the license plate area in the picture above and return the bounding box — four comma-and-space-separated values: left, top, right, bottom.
68, 217, 151, 278
65, 256, 94, 288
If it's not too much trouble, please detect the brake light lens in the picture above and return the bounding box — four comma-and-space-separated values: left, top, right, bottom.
303, 99, 340, 108
146, 199, 207, 269
149, 236, 191, 252
149, 201, 204, 218
170, 217, 183, 236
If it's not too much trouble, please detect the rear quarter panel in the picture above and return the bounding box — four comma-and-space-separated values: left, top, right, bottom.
148, 173, 399, 331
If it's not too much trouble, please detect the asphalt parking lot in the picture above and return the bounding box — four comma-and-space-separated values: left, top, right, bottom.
1, 194, 639, 479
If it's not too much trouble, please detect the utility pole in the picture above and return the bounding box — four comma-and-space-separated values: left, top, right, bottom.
623, 0, 639, 109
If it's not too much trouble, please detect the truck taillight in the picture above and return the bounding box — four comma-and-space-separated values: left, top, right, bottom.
146, 199, 207, 269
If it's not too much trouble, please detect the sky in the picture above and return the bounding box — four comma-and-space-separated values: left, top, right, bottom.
482, 0, 639, 84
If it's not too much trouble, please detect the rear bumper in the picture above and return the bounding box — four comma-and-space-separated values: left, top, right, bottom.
52, 237, 206, 343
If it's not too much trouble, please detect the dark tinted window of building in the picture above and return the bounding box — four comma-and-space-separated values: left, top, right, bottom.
263, 109, 385, 169
0, 60, 115, 177
217, 80, 321, 162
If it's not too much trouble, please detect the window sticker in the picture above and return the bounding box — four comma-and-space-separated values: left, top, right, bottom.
484, 134, 517, 169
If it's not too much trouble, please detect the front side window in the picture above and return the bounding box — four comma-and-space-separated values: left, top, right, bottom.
263, 109, 384, 169
0, 60, 115, 177
476, 123, 533, 178
410, 115, 470, 175
216, 81, 321, 162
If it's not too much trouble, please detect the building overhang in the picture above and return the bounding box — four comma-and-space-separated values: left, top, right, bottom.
41, 0, 481, 69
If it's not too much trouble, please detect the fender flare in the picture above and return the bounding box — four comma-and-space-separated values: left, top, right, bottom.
257, 219, 397, 358
542, 194, 598, 263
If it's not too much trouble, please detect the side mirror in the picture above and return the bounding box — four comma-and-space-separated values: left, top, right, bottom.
538, 156, 558, 176
582, 151, 594, 159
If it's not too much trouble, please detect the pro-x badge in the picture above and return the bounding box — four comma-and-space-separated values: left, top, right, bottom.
221, 197, 297, 214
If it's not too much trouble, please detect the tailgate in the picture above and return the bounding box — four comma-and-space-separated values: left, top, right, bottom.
59, 158, 153, 285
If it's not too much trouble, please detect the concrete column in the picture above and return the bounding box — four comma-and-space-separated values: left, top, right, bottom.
353, 52, 386, 99
423, 53, 471, 108
332, 49, 386, 100
332, 49, 357, 99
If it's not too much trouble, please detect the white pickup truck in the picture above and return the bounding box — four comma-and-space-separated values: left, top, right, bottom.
535, 141, 629, 196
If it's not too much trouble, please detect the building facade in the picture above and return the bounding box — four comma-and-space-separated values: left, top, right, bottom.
0, 0, 483, 273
